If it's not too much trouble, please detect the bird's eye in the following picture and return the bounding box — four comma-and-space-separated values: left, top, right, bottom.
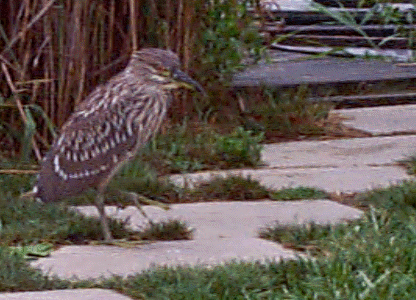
171, 68, 178, 79
158, 66, 170, 77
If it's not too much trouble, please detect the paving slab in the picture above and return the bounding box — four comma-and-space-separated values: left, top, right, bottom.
74, 200, 363, 237
32, 200, 362, 279
335, 104, 416, 135
31, 239, 296, 280
171, 166, 410, 193
171, 135, 416, 193
0, 289, 132, 300
262, 135, 416, 168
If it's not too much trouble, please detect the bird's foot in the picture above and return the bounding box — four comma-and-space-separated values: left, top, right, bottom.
118, 191, 170, 225
90, 238, 151, 248
125, 191, 170, 211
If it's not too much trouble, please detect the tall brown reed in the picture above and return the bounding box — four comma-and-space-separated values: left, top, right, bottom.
0, 0, 258, 161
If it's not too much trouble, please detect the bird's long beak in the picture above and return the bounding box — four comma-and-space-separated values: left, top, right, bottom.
173, 69, 206, 96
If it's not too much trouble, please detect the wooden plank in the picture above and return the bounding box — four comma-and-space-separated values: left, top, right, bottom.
233, 56, 416, 88
278, 34, 410, 49
256, 9, 369, 25
310, 91, 416, 104
271, 44, 412, 61
313, 0, 363, 8
264, 24, 416, 37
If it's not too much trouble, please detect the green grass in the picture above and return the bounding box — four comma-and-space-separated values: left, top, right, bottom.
88, 192, 416, 300
0, 172, 194, 245
0, 190, 132, 245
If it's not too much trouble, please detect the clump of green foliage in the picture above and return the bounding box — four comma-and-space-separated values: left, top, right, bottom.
135, 125, 264, 174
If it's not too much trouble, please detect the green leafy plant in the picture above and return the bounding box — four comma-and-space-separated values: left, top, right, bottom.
9, 243, 53, 261
311, 1, 416, 59
214, 127, 264, 168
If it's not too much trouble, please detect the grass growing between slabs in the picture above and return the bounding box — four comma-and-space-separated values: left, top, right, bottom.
0, 171, 326, 247
3, 182, 416, 296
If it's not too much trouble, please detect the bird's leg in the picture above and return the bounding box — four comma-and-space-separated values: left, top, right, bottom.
126, 192, 154, 224
118, 191, 169, 225
94, 193, 113, 242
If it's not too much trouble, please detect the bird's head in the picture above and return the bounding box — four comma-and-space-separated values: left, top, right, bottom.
129, 48, 205, 95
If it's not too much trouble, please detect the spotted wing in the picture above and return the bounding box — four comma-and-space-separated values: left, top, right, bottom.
35, 91, 168, 202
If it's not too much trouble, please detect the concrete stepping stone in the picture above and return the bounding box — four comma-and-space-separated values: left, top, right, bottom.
262, 135, 416, 168
0, 289, 132, 300
30, 239, 296, 280
335, 104, 416, 135
32, 200, 362, 279
171, 135, 416, 193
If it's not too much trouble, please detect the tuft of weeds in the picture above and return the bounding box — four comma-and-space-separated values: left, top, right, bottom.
259, 222, 341, 254
398, 155, 416, 176
270, 186, 328, 200
190, 175, 269, 201
139, 220, 193, 241
72, 172, 329, 206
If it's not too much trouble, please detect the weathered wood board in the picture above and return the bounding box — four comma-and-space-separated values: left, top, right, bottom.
233, 55, 416, 88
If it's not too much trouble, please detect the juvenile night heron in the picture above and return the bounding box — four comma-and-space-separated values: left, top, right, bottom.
33, 48, 204, 242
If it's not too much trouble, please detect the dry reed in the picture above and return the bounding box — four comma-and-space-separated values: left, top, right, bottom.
0, 0, 258, 161
0, 0, 200, 158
